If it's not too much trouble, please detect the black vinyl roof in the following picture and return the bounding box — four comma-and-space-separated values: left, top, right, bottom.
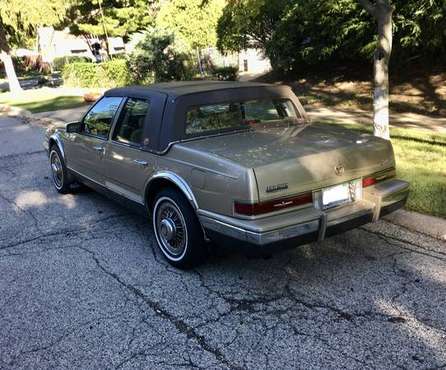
105, 80, 274, 98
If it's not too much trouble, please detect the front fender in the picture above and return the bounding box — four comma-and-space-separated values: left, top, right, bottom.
47, 131, 65, 159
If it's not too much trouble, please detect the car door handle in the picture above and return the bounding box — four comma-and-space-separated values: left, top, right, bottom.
133, 159, 148, 167
93, 146, 105, 153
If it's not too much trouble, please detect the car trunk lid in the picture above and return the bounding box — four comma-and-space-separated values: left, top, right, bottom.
178, 123, 395, 202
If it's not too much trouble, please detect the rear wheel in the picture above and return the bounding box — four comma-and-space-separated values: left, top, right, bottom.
49, 146, 72, 194
152, 188, 207, 269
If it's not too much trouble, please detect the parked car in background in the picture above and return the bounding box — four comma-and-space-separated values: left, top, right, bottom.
44, 81, 409, 268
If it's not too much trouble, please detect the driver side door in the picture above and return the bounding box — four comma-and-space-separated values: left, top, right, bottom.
64, 96, 123, 186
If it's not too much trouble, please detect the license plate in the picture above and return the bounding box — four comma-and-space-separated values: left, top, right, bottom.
322, 182, 351, 208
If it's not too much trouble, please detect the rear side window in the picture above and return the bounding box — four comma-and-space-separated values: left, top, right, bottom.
185, 99, 300, 136
112, 98, 150, 145
186, 103, 244, 135
83, 97, 122, 139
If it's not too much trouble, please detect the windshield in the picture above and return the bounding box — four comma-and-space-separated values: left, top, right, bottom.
185, 99, 303, 136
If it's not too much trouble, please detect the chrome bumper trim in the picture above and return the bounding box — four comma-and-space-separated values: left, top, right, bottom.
199, 215, 320, 245
199, 179, 409, 247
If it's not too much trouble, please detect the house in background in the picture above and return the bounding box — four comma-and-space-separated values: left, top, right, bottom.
238, 48, 272, 77
201, 47, 272, 78
37, 27, 125, 63
36, 27, 271, 79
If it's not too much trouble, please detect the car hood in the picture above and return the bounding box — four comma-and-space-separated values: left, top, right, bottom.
178, 123, 395, 201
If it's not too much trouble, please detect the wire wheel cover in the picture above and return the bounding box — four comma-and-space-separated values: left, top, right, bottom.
155, 198, 188, 258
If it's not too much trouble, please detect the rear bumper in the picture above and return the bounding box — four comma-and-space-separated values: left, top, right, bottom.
198, 179, 409, 248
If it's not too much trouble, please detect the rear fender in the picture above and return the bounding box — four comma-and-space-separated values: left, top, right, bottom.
145, 170, 199, 210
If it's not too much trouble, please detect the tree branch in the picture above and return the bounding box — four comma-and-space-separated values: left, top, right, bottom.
376, 0, 395, 12
358, 0, 376, 17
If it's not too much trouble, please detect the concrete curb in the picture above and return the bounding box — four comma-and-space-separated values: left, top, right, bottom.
0, 103, 62, 129
384, 209, 446, 241
0, 103, 33, 119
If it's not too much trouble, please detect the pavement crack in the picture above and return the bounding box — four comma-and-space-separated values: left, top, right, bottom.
76, 246, 242, 370
0, 149, 45, 162
0, 214, 128, 250
0, 191, 44, 234
7, 315, 122, 366
359, 227, 446, 263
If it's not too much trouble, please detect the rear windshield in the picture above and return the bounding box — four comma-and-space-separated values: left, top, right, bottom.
185, 99, 302, 136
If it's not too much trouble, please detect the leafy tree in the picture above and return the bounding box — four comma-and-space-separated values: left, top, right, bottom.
216, 0, 288, 54
128, 28, 195, 83
217, 0, 446, 139
157, 0, 226, 50
217, 0, 446, 68
0, 0, 66, 92
65, 0, 157, 56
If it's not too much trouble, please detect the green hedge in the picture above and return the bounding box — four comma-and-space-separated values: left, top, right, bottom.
62, 59, 132, 88
53, 56, 91, 72
212, 66, 238, 81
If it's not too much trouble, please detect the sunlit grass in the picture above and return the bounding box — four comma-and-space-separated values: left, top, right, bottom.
0, 89, 88, 113
325, 122, 446, 218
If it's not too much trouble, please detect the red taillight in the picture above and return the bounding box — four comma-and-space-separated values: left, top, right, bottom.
362, 176, 377, 188
234, 192, 313, 216
362, 167, 396, 188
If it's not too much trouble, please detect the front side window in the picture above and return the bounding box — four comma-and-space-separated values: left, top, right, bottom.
112, 98, 150, 145
185, 99, 301, 136
83, 97, 122, 139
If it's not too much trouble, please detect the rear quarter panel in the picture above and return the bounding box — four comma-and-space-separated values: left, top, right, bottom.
159, 145, 258, 216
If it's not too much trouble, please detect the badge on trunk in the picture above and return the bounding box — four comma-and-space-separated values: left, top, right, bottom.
266, 183, 288, 193
334, 164, 345, 176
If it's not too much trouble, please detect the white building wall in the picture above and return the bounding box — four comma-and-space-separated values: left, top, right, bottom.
238, 49, 271, 75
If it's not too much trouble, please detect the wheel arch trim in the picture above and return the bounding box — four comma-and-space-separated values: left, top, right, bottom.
48, 133, 65, 159
145, 171, 199, 211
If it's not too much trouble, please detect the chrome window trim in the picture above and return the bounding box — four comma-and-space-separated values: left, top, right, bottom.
78, 96, 125, 141
110, 97, 151, 147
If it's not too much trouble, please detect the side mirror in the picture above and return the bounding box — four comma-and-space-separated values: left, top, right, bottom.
66, 121, 81, 133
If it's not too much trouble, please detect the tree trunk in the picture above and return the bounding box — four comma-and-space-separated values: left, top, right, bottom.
0, 51, 22, 93
373, 2, 393, 140
358, 0, 394, 140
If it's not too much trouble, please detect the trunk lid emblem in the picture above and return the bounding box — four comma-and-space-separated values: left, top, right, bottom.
334, 164, 345, 176
266, 183, 288, 193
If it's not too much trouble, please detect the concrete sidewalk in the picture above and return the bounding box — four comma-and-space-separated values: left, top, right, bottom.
307, 106, 446, 133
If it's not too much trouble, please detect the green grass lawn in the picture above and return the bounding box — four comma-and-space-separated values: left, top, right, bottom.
327, 122, 446, 218
0, 89, 88, 113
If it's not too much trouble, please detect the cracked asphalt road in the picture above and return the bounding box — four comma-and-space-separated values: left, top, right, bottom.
1, 116, 445, 369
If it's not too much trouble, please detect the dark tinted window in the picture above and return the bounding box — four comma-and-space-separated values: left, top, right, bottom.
83, 97, 122, 138
185, 99, 300, 136
113, 98, 150, 145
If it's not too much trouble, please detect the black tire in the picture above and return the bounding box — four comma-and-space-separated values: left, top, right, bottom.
49, 146, 72, 194
152, 188, 207, 269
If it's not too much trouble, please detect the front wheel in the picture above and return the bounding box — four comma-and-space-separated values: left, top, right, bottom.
152, 189, 207, 269
49, 146, 72, 194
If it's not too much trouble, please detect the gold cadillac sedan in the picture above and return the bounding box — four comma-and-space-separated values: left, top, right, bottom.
44, 81, 409, 268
